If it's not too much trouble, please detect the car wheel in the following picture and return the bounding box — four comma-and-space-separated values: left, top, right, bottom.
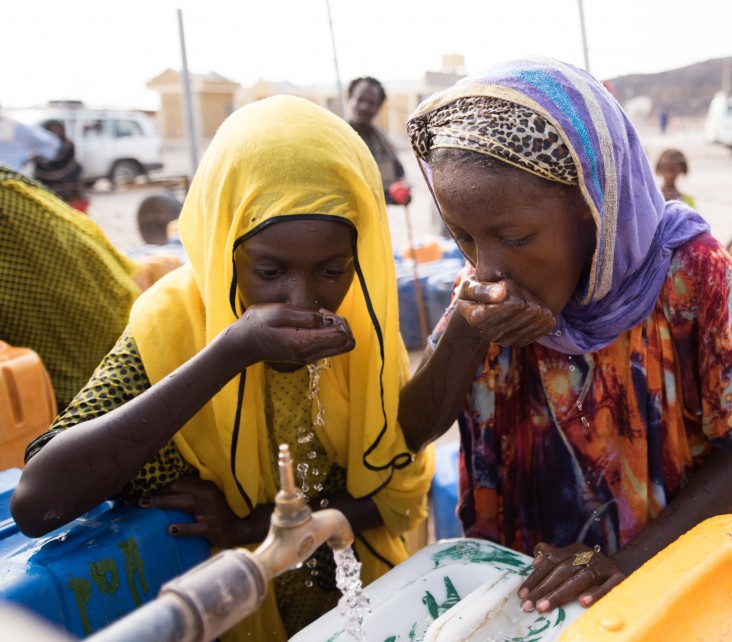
110, 160, 142, 186
137, 191, 182, 245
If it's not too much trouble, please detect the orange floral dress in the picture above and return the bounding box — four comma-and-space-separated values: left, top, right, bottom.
432, 233, 732, 556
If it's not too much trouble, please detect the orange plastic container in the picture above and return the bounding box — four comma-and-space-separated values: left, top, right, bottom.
134, 253, 182, 291
402, 241, 442, 263
0, 341, 56, 469
559, 514, 732, 642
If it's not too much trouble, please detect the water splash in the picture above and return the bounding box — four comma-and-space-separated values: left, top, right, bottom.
335, 547, 371, 641
296, 462, 310, 495
308, 358, 331, 428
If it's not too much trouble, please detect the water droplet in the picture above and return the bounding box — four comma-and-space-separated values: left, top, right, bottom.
312, 467, 320, 476
555, 330, 562, 337
320, 498, 329, 508
307, 451, 317, 460
306, 558, 317, 568
576, 400, 583, 411
314, 483, 323, 492
581, 416, 590, 427
305, 579, 314, 588
569, 364, 576, 372
594, 517, 601, 522
594, 545, 601, 553
311, 569, 319, 577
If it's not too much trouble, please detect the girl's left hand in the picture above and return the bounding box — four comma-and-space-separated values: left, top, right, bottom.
139, 475, 272, 548
518, 542, 625, 613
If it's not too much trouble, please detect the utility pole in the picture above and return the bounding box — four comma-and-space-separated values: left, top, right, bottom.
722, 58, 732, 93
177, 8, 199, 176
577, 0, 591, 73
325, 0, 346, 117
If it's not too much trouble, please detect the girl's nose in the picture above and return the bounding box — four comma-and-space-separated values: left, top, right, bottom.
287, 281, 319, 310
475, 258, 509, 283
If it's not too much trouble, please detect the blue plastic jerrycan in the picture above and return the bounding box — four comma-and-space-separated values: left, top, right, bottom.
0, 468, 210, 638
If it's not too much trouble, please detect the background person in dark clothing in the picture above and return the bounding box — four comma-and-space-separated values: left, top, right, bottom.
33, 119, 86, 210
347, 76, 411, 205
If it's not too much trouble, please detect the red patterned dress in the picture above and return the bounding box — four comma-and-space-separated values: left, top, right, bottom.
431, 233, 732, 556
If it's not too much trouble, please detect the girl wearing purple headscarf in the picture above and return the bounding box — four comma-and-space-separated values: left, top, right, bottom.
400, 57, 732, 615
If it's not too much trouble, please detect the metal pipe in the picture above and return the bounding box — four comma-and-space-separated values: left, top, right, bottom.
177, 8, 199, 175
576, 0, 591, 73
86, 445, 354, 642
325, 0, 346, 117
87, 549, 267, 642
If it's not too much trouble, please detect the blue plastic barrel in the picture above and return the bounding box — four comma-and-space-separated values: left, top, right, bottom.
0, 469, 210, 638
396, 259, 463, 350
431, 441, 463, 540
424, 260, 463, 330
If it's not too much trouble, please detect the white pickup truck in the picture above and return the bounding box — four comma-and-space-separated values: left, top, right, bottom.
704, 91, 732, 148
10, 101, 164, 185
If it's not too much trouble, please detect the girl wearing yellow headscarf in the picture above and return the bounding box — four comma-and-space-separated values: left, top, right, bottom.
13, 96, 434, 640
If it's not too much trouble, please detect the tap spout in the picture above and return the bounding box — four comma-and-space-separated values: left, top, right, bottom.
254, 444, 354, 580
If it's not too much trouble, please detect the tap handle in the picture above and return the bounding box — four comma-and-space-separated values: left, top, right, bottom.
273, 444, 310, 526
278, 444, 297, 496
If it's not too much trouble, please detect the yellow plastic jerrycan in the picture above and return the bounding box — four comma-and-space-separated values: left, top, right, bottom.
0, 341, 56, 469
559, 514, 732, 642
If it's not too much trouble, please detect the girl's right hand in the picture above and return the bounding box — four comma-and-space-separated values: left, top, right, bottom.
226, 303, 356, 367
456, 277, 556, 347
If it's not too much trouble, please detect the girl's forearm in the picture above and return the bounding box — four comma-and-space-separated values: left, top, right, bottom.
399, 313, 487, 451
11, 332, 251, 537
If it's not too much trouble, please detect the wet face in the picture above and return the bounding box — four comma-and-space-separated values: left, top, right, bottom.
432, 160, 596, 316
348, 80, 383, 128
235, 218, 356, 313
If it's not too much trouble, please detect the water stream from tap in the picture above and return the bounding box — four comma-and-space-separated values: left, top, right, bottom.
334, 547, 371, 641
305, 359, 371, 638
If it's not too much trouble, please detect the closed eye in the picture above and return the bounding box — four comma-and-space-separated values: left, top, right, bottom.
321, 268, 349, 279
254, 268, 283, 279
501, 235, 532, 248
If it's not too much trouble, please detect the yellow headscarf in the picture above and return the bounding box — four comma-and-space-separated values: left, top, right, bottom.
129, 95, 433, 576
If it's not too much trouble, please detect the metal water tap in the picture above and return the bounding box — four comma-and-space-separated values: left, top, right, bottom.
256, 444, 354, 579
87, 444, 355, 642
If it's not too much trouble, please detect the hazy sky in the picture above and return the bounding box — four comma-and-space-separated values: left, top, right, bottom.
3, 0, 731, 110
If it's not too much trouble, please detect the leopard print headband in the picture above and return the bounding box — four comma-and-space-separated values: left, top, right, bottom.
408, 96, 578, 185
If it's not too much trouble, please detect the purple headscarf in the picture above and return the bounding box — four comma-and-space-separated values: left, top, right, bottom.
407, 56, 709, 354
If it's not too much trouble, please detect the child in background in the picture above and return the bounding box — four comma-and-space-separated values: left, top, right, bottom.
655, 148, 696, 207
11, 96, 434, 641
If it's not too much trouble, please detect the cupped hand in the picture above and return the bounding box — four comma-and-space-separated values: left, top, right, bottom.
456, 277, 556, 347
228, 303, 356, 368
139, 475, 273, 548
518, 542, 626, 613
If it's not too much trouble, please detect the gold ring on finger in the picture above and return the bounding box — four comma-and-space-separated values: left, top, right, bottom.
572, 551, 594, 567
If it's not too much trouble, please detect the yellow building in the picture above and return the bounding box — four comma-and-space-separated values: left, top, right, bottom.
147, 55, 465, 146
146, 69, 241, 140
